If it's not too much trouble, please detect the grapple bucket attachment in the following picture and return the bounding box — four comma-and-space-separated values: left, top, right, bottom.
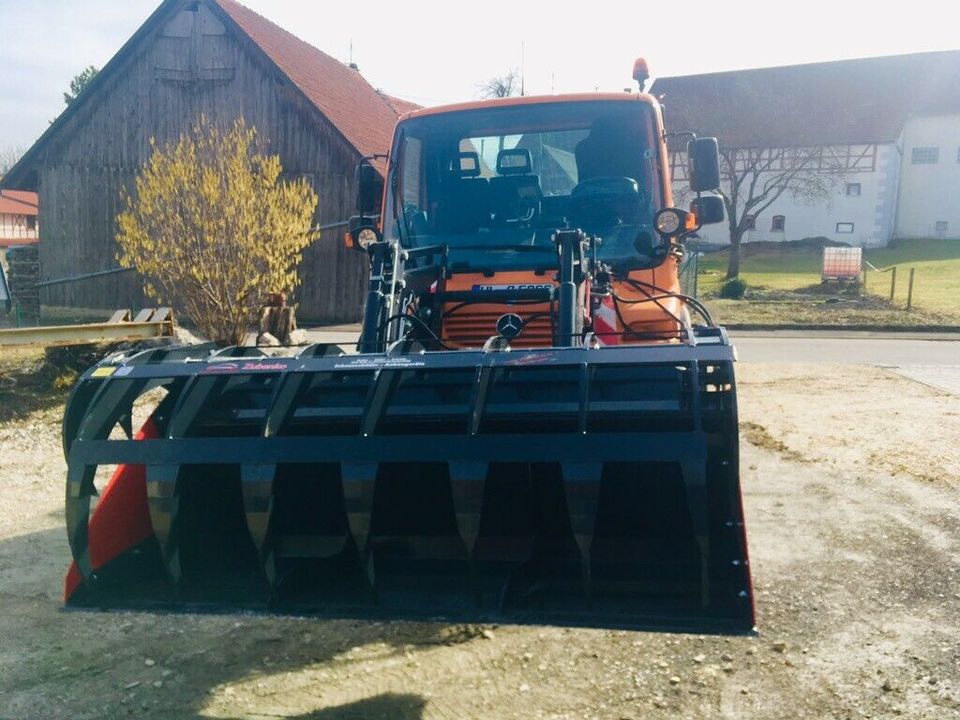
63, 339, 754, 633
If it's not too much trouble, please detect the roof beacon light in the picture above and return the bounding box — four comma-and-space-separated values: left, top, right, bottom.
633, 58, 650, 90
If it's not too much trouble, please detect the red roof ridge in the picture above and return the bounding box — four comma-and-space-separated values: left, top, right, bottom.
380, 93, 423, 117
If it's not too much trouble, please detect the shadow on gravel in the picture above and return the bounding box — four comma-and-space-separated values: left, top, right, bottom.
0, 528, 456, 720
267, 693, 426, 720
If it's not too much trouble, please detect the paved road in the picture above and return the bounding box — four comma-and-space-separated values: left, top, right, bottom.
730, 332, 960, 365
304, 326, 960, 395
728, 332, 960, 395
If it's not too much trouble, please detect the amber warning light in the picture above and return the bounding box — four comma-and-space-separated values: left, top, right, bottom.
633, 58, 650, 88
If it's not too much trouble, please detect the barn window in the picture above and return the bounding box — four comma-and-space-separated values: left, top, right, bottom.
845, 183, 861, 197
911, 147, 939, 164
771, 215, 785, 232
836, 222, 854, 234
743, 215, 756, 231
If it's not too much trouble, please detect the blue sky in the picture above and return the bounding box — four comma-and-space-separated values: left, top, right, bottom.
1, 0, 958, 151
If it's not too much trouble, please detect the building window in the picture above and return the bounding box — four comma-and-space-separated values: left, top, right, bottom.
26, 216, 37, 231
771, 215, 785, 232
935, 221, 949, 238
911, 147, 939, 164
845, 183, 861, 196
743, 215, 756, 231
836, 222, 854, 234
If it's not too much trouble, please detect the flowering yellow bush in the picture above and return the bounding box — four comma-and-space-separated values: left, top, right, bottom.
116, 117, 318, 346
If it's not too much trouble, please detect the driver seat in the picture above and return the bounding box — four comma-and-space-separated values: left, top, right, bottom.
575, 116, 642, 182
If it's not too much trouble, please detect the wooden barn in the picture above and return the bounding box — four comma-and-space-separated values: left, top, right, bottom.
2, 0, 416, 321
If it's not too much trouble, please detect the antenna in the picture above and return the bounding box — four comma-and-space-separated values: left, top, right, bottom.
348, 39, 358, 71
520, 41, 525, 96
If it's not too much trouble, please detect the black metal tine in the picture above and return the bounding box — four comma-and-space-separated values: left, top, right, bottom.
341, 462, 378, 598
561, 462, 603, 604
77, 378, 149, 442
119, 412, 133, 439
66, 375, 148, 592
62, 380, 100, 456
577, 362, 592, 434
360, 369, 404, 437
449, 461, 488, 604
165, 375, 223, 439
684, 360, 711, 606
146, 465, 183, 584
263, 372, 311, 437
64, 463, 97, 586
467, 366, 497, 435
681, 459, 710, 607
240, 463, 278, 600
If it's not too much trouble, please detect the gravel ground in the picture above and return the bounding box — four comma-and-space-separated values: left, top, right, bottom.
1, 361, 958, 720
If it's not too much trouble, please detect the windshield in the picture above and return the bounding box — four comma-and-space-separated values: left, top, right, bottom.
384, 99, 665, 271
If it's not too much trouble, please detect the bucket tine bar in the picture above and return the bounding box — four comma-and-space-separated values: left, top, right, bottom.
561, 462, 603, 604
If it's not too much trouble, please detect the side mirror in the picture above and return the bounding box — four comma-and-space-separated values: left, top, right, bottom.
356, 162, 384, 216
688, 137, 721, 192
690, 195, 725, 225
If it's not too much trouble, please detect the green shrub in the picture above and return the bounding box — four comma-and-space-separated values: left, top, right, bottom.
719, 278, 748, 299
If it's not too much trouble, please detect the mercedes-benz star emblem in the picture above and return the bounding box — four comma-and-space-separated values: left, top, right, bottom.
496, 313, 524, 339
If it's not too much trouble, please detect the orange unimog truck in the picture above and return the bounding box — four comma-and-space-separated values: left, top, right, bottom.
62, 60, 753, 633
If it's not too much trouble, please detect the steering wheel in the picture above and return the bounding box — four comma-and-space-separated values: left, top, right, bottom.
569, 176, 645, 228
571, 176, 641, 198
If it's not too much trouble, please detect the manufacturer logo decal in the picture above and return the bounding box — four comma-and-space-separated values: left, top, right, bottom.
503, 352, 557, 366
241, 362, 288, 372
202, 362, 240, 374
496, 313, 524, 339
333, 357, 426, 370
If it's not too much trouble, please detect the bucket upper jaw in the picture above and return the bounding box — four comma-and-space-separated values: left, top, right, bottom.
63, 335, 753, 633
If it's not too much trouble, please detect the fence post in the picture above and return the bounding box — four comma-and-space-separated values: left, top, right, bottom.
906, 268, 915, 310
889, 266, 897, 301
693, 251, 699, 299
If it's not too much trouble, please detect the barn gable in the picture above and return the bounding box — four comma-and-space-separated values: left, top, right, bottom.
3, 0, 408, 320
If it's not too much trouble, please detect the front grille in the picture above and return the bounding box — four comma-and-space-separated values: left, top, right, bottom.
442, 310, 554, 348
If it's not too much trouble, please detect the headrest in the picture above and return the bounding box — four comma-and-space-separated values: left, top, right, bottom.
450, 151, 481, 178
496, 148, 532, 175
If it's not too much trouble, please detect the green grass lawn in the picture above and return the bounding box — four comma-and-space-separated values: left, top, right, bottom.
696, 239, 960, 326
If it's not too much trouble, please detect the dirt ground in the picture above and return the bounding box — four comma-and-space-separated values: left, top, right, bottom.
1, 360, 959, 720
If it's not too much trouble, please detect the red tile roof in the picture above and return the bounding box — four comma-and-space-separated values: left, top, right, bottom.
213, 0, 402, 161
0, 189, 39, 216
654, 50, 960, 149
381, 94, 422, 118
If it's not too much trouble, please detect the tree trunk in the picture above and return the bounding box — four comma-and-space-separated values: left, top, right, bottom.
726, 230, 743, 279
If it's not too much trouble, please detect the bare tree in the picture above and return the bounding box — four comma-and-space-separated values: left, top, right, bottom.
479, 70, 519, 99
0, 146, 25, 178
718, 147, 846, 278
676, 146, 847, 278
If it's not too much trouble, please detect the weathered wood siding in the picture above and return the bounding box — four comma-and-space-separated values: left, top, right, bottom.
35, 1, 367, 322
